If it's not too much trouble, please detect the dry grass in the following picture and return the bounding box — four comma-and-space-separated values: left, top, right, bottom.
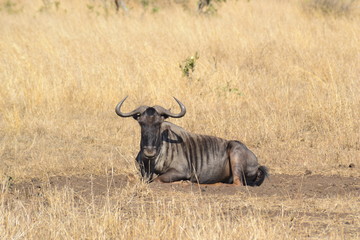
1, 175, 359, 239
1, 0, 360, 239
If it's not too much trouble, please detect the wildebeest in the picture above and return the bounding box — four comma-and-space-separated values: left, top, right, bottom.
115, 97, 268, 186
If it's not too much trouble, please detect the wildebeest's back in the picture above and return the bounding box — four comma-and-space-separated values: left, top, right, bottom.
159, 122, 232, 184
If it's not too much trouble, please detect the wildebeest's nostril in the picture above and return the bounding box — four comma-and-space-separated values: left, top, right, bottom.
143, 147, 157, 158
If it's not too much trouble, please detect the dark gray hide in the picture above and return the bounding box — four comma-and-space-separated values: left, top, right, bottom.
115, 97, 268, 186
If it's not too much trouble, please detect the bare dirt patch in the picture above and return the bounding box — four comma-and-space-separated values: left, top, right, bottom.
8, 173, 360, 200
150, 174, 360, 198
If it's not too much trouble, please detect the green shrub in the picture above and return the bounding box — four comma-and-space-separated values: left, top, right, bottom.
179, 52, 199, 78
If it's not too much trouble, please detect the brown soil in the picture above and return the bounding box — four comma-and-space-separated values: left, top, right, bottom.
8, 173, 360, 199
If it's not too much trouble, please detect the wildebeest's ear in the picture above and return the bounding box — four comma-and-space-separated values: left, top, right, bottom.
162, 129, 183, 143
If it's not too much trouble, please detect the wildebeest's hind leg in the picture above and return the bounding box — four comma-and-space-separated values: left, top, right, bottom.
228, 141, 267, 186
152, 168, 188, 183
228, 141, 248, 186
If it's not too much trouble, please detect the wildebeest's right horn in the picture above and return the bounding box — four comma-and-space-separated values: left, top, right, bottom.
115, 96, 148, 118
154, 97, 186, 118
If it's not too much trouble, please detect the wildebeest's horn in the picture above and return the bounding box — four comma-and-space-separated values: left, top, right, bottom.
154, 97, 186, 118
115, 96, 148, 118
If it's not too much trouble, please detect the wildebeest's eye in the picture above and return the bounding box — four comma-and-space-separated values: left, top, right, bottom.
133, 114, 141, 120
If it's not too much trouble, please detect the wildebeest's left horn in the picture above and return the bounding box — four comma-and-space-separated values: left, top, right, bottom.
154, 97, 186, 118
115, 96, 148, 118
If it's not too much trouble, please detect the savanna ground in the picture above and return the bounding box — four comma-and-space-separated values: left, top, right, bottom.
0, 0, 360, 239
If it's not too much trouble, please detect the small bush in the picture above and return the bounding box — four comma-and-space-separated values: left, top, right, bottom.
302, 0, 358, 16
179, 52, 199, 78
1, 0, 22, 13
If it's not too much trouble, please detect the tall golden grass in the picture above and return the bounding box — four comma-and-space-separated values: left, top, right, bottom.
1, 0, 360, 239
1, 0, 359, 179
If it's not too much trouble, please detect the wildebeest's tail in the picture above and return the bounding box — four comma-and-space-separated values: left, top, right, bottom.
253, 166, 269, 186
243, 165, 268, 186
